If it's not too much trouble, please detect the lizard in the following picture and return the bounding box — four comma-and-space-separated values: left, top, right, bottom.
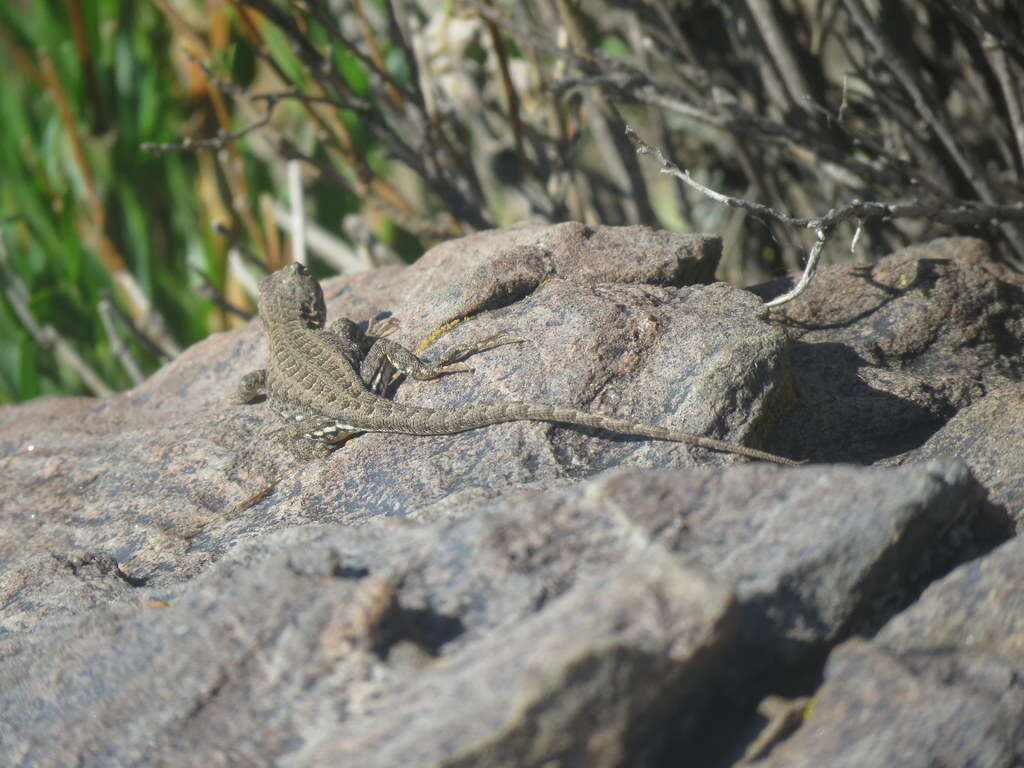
235, 262, 801, 467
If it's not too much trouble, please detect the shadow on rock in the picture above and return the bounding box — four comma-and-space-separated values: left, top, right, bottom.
765, 341, 950, 464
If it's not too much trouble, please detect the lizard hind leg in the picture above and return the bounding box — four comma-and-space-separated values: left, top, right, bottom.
276, 419, 362, 460
280, 432, 335, 461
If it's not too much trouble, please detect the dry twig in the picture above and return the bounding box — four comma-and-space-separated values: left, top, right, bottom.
628, 126, 1024, 306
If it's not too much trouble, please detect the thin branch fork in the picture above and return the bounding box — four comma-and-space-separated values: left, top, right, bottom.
626, 126, 1024, 307
140, 53, 355, 155
141, 95, 280, 155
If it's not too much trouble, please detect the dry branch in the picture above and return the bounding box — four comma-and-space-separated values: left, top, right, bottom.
628, 126, 1024, 306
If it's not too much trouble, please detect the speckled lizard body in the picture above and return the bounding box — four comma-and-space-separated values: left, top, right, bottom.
236, 263, 800, 466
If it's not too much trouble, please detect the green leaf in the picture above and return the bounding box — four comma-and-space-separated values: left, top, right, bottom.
262, 21, 306, 85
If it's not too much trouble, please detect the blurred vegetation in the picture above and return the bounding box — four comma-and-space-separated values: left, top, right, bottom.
1, 0, 1022, 403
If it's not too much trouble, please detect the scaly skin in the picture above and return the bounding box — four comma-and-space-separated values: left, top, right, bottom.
237, 263, 801, 467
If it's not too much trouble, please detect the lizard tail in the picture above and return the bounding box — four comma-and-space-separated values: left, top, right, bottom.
382, 401, 802, 467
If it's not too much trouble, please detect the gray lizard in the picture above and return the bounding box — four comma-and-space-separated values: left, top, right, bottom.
236, 263, 801, 466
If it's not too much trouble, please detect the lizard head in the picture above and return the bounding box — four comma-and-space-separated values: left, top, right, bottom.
258, 262, 326, 329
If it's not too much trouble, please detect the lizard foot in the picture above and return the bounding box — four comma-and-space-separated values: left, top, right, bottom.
234, 369, 268, 404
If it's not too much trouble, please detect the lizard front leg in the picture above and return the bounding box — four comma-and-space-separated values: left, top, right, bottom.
326, 317, 402, 394
234, 369, 268, 403
360, 331, 525, 389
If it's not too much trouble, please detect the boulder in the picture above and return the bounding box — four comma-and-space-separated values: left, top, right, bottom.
1, 226, 1020, 767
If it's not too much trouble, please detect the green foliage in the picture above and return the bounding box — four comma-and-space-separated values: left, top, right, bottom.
0, 1, 403, 403
0, 1, 210, 401
2, 0, 1021, 403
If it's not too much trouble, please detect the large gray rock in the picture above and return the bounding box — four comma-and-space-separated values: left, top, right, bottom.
748, 639, 1024, 768
0, 461, 981, 767
292, 550, 737, 768
899, 383, 1024, 524
877, 534, 1024, 659
749, 536, 1024, 768
754, 237, 1024, 463
0, 226, 790, 596
0, 227, 1020, 767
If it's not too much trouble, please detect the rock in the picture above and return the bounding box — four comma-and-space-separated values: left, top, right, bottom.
315, 277, 792, 520
293, 550, 737, 768
321, 221, 720, 351
876, 534, 1024, 660
899, 383, 1024, 523
0, 460, 984, 766
0, 225, 791, 593
410, 460, 982, 663
0, 549, 141, 633
748, 639, 1024, 768
753, 237, 1024, 463
748, 536, 1024, 768
391, 220, 722, 332
0, 227, 1020, 767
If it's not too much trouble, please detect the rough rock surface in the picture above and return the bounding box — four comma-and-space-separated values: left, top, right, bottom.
754, 237, 1024, 463
0, 226, 1021, 767
0, 227, 784, 592
899, 383, 1024, 523
751, 536, 1024, 768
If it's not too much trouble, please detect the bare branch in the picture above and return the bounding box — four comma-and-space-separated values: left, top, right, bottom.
764, 229, 828, 308
744, 0, 816, 109
842, 0, 1024, 262
287, 160, 306, 266
628, 126, 1024, 305
100, 288, 180, 362
194, 284, 253, 322
629, 128, 1024, 229
981, 33, 1024, 177
142, 97, 278, 154
98, 297, 146, 385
